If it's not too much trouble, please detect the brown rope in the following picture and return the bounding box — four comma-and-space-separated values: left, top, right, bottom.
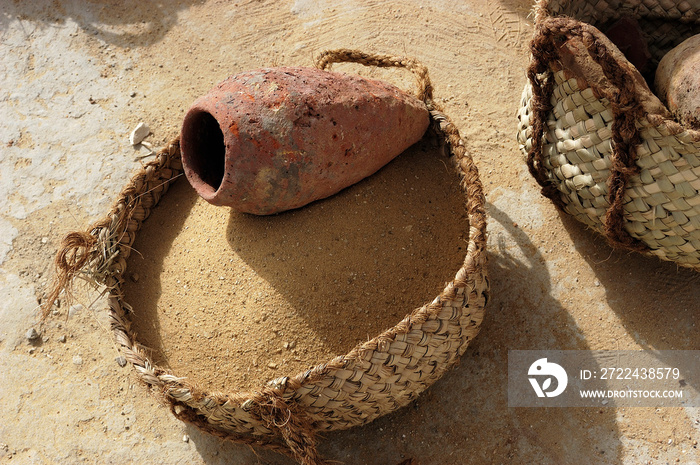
247, 388, 325, 465
169, 400, 299, 456
526, 17, 649, 252
315, 48, 435, 109
41, 138, 183, 320
525, 20, 566, 210
41, 230, 98, 319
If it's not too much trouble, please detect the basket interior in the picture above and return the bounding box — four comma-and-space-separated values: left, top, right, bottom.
546, 0, 700, 71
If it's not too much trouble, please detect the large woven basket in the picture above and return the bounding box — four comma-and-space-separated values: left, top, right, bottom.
44, 50, 488, 465
517, 0, 700, 268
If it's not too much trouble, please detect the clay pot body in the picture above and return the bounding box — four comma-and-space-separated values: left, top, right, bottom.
180, 67, 430, 215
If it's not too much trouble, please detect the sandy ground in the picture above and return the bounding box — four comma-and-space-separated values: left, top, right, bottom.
121, 138, 470, 394
2, 0, 700, 464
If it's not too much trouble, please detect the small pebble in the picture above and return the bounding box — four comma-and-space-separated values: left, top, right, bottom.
268, 362, 278, 369
129, 122, 150, 145
73, 355, 83, 365
41, 237, 48, 244
130, 91, 137, 97
130, 272, 140, 283
25, 327, 39, 341
58, 335, 67, 343
68, 304, 84, 317
116, 356, 127, 367
28, 347, 36, 355
182, 434, 190, 443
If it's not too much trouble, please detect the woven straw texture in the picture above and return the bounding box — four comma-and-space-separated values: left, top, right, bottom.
517, 0, 700, 268
43, 50, 488, 465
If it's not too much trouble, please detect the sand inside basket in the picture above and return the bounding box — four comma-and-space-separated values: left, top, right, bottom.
122, 137, 469, 393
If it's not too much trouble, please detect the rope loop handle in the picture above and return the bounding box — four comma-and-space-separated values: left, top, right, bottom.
315, 48, 435, 108
315, 49, 487, 268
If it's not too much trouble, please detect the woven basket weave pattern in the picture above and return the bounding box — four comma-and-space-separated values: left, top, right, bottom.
518, 0, 700, 268
545, 0, 700, 27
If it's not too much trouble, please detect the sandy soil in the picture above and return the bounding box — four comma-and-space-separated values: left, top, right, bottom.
122, 137, 468, 393
2, 1, 700, 464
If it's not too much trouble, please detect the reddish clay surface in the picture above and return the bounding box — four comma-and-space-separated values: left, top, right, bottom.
180, 67, 430, 215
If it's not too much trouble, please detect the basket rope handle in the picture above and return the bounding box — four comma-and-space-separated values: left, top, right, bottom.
526, 16, 648, 252
315, 48, 434, 105
315, 49, 488, 275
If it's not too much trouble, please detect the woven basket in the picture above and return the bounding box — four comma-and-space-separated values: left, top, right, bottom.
517, 0, 700, 268
44, 50, 488, 465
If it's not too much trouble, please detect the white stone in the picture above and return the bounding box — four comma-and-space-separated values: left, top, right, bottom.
68, 304, 83, 318
129, 122, 150, 145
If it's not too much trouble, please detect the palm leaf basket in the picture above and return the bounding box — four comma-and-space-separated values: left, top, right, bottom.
517, 0, 700, 268
43, 50, 488, 465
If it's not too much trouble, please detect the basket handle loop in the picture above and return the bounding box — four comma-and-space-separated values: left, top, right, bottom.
315, 49, 488, 283
315, 49, 434, 107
